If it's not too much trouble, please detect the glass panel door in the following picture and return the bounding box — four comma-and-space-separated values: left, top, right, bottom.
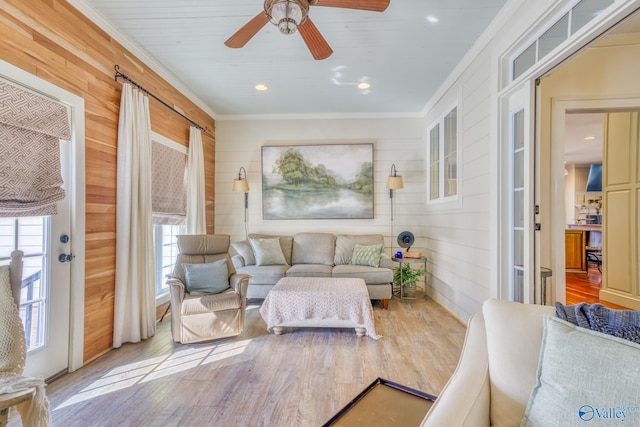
499, 83, 535, 303
513, 109, 525, 302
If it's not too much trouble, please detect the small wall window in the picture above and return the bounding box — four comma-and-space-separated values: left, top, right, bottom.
427, 106, 458, 203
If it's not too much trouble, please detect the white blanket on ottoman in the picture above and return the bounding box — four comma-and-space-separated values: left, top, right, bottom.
260, 277, 380, 339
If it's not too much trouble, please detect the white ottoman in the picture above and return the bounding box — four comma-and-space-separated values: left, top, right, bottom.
259, 277, 379, 339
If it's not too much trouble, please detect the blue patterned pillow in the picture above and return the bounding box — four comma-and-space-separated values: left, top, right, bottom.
350, 243, 383, 267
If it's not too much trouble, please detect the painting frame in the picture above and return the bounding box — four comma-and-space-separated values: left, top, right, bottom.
261, 143, 374, 220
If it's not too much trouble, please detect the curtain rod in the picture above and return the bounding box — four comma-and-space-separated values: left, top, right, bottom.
113, 65, 207, 132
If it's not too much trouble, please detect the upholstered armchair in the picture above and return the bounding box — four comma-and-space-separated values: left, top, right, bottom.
167, 235, 250, 344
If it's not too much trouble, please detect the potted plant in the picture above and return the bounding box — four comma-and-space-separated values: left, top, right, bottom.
393, 264, 425, 298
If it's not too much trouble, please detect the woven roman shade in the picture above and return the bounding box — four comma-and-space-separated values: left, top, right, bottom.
0, 80, 71, 217
152, 140, 187, 225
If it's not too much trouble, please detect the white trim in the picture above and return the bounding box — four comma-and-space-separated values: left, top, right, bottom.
0, 60, 86, 373
67, 0, 217, 120
217, 111, 425, 121
151, 131, 188, 154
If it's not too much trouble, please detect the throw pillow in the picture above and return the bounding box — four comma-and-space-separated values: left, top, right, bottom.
231, 240, 256, 266
249, 237, 287, 266
349, 243, 383, 268
183, 259, 229, 295
521, 316, 640, 426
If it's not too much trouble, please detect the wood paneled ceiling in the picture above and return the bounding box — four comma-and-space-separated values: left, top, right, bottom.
73, 0, 509, 117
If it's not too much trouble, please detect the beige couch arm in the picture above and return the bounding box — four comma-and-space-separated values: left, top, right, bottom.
421, 313, 490, 427
230, 273, 250, 297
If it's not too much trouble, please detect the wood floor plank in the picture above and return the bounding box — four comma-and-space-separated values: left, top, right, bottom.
13, 297, 466, 427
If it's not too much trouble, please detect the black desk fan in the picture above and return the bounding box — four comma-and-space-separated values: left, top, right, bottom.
397, 231, 415, 252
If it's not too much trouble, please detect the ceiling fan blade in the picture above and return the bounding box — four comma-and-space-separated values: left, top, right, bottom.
312, 0, 390, 12
224, 12, 270, 48
298, 18, 333, 60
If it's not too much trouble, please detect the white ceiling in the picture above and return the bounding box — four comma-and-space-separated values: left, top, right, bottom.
564, 113, 603, 165
75, 0, 509, 117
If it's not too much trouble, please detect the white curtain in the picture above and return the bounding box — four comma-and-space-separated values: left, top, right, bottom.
113, 83, 156, 348
186, 126, 206, 234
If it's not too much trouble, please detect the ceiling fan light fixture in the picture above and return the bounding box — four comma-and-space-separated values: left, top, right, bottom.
265, 0, 309, 35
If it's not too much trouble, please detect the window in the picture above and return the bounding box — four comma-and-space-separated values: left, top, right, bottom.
0, 216, 47, 352
427, 106, 458, 203
153, 224, 184, 303
150, 132, 188, 305
512, 0, 614, 80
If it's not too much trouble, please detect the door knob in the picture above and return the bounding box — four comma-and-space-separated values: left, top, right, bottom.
58, 253, 74, 263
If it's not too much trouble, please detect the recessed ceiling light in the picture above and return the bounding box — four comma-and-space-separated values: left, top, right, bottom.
255, 84, 268, 91
584, 136, 596, 141
426, 15, 439, 23
357, 82, 371, 90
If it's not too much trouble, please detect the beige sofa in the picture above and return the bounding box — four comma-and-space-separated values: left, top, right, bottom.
230, 232, 393, 307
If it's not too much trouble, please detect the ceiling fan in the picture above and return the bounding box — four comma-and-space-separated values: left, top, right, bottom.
224, 0, 390, 60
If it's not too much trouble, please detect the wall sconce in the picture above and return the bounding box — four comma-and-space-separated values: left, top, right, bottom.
386, 164, 403, 252
232, 167, 250, 236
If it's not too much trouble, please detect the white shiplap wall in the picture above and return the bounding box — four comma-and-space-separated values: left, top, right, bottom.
215, 118, 426, 255
422, 45, 495, 322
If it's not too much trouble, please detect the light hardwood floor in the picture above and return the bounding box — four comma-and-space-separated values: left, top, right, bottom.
15, 298, 466, 427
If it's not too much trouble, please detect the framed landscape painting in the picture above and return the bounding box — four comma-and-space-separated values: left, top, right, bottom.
262, 143, 374, 220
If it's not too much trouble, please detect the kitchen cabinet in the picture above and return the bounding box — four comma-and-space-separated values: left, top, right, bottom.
565, 229, 585, 271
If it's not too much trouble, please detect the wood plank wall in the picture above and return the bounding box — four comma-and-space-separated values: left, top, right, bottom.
0, 0, 216, 363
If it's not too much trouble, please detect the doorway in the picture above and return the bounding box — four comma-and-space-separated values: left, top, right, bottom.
563, 113, 604, 305
532, 5, 640, 309
0, 60, 86, 378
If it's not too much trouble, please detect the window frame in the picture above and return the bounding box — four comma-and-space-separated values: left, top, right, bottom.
153, 223, 184, 305
426, 104, 460, 206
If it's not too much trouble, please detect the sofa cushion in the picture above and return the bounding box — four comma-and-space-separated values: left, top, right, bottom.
350, 243, 383, 267
183, 259, 229, 295
291, 233, 335, 265
334, 234, 384, 265
248, 233, 293, 265
236, 264, 289, 285
231, 240, 255, 266
332, 264, 392, 284
249, 237, 287, 266
522, 316, 640, 426
286, 264, 333, 278
482, 299, 554, 426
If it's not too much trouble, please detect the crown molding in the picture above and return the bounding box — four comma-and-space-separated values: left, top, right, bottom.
217, 111, 425, 121
67, 0, 218, 119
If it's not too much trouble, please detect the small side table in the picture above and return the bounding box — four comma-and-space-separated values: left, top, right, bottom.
393, 256, 428, 300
